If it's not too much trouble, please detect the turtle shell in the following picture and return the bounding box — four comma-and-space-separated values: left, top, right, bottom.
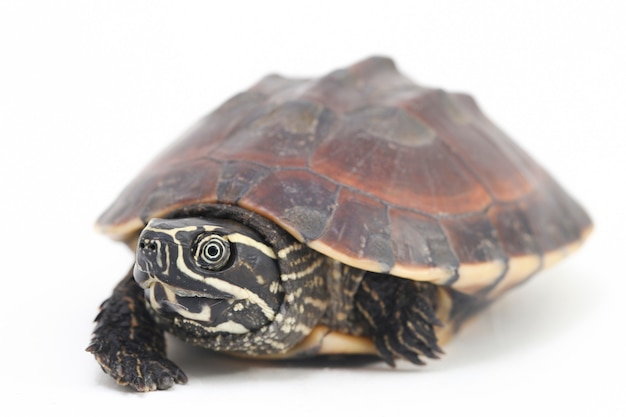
98, 56, 592, 298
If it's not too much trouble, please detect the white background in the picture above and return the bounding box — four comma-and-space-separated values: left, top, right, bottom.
1, 1, 624, 415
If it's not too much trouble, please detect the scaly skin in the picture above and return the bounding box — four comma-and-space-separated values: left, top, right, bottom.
86, 268, 188, 391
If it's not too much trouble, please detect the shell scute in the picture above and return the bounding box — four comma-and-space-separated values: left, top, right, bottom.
310, 111, 492, 214
487, 203, 541, 257
311, 188, 394, 273
216, 161, 271, 204
411, 90, 542, 202
239, 169, 339, 242
521, 183, 589, 255
211, 99, 325, 168
439, 213, 508, 266
387, 207, 459, 277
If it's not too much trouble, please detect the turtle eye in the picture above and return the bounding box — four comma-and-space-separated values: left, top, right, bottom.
194, 234, 232, 271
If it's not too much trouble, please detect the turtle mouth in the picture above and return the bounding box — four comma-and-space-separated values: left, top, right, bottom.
143, 281, 256, 334
133, 264, 154, 289
133, 263, 239, 327
147, 281, 232, 324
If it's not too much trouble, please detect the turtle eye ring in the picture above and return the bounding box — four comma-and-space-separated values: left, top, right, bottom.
194, 234, 231, 271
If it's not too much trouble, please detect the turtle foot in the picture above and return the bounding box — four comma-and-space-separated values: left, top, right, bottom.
88, 268, 187, 391
354, 273, 443, 366
87, 340, 187, 391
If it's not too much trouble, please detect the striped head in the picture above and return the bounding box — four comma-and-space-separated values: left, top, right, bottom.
134, 217, 285, 336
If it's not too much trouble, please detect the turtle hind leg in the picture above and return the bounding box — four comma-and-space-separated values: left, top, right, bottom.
354, 272, 443, 366
86, 268, 187, 391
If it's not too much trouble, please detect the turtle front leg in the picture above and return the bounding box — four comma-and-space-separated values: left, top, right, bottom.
86, 268, 187, 391
354, 273, 443, 366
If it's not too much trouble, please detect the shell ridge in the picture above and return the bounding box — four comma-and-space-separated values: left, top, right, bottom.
435, 134, 499, 203
306, 106, 342, 169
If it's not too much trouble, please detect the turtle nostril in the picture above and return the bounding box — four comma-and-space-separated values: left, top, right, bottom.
138, 240, 158, 252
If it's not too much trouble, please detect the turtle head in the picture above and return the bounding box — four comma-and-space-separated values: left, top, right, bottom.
134, 217, 284, 335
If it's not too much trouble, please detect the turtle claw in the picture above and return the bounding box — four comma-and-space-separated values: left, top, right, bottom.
114, 355, 188, 392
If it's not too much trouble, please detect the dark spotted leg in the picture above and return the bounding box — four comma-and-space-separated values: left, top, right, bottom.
354, 272, 443, 366
86, 268, 187, 391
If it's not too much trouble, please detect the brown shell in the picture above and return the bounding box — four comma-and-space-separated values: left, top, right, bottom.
97, 57, 592, 297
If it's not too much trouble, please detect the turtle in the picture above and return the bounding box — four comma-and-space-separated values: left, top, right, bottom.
87, 56, 592, 391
